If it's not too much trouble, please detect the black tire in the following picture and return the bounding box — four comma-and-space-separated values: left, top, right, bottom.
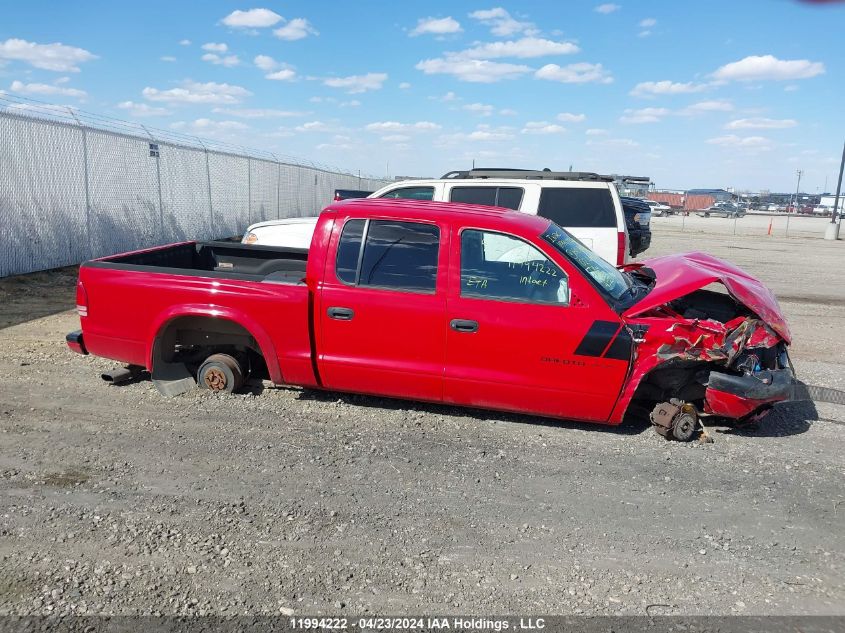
704, 212, 710, 218
197, 353, 244, 393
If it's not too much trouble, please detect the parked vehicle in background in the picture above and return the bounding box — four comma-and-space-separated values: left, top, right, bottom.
67, 198, 794, 441
369, 168, 631, 266
334, 189, 373, 201
242, 217, 318, 248
644, 199, 672, 216
242, 169, 631, 266
619, 197, 652, 257
698, 203, 746, 218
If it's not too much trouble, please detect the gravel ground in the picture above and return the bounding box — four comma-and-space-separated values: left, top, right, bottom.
0, 228, 843, 617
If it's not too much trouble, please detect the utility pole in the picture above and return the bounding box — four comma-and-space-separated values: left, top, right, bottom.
786, 169, 801, 237
825, 139, 844, 240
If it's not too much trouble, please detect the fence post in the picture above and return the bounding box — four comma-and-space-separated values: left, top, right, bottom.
247, 158, 252, 225
271, 153, 282, 220
195, 136, 214, 239
68, 108, 93, 259
141, 124, 165, 243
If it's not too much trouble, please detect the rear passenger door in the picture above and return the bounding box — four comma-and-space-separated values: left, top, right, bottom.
536, 186, 623, 265
317, 217, 448, 402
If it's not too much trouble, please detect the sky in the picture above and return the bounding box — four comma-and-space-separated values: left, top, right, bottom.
1, 0, 844, 193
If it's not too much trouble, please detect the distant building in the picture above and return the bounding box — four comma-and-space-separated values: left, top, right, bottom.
685, 188, 734, 202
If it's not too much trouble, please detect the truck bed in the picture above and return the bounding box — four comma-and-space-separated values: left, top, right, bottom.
89, 241, 308, 284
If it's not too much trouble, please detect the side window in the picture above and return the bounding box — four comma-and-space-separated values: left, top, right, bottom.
537, 188, 616, 228
450, 186, 523, 210
378, 186, 435, 201
336, 219, 366, 284
335, 219, 440, 292
461, 230, 569, 305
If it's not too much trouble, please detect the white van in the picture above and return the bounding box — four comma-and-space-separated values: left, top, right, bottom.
243, 169, 630, 265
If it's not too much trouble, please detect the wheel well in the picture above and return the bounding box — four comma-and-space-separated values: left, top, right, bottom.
152, 316, 268, 381
625, 360, 714, 421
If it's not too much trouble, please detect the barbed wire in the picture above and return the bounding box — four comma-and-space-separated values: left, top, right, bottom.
0, 92, 387, 180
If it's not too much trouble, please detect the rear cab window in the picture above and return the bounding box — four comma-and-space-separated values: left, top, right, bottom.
378, 186, 435, 201
537, 187, 617, 228
335, 219, 440, 293
449, 186, 524, 210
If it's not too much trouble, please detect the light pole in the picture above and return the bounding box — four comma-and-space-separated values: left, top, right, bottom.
786, 169, 801, 237
825, 139, 844, 241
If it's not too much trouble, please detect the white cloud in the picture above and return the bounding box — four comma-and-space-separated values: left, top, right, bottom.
266, 69, 296, 81
450, 126, 514, 142
171, 119, 249, 137
463, 102, 494, 116
160, 55, 176, 63
323, 72, 387, 93
712, 55, 825, 82
0, 38, 97, 72
585, 128, 608, 135
522, 121, 566, 134
499, 108, 517, 115
725, 117, 797, 129
438, 91, 459, 101
399, 82, 412, 89
254, 55, 277, 71
340, 99, 361, 107
468, 8, 537, 37
410, 16, 462, 36
143, 80, 252, 104
587, 137, 639, 148
619, 107, 670, 124
10, 80, 86, 98
630, 80, 708, 97
296, 121, 330, 132
211, 107, 306, 118
679, 100, 734, 114
380, 134, 411, 143
274, 18, 318, 41
201, 53, 240, 67
118, 101, 171, 117
706, 134, 773, 150
416, 58, 531, 82
201, 42, 228, 53
556, 112, 586, 122
365, 121, 441, 132
222, 8, 282, 28
179, 39, 191, 46
639, 18, 656, 27
457, 37, 579, 59
535, 63, 613, 84
784, 84, 799, 92
594, 3, 621, 14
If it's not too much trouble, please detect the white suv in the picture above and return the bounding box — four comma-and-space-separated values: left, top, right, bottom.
243, 169, 629, 266
371, 169, 629, 265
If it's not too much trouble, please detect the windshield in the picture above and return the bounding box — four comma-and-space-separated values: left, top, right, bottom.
540, 222, 630, 301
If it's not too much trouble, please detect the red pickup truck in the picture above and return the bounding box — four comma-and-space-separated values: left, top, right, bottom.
67, 199, 794, 440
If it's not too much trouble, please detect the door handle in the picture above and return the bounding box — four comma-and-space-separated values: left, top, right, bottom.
450, 319, 479, 333
327, 306, 354, 320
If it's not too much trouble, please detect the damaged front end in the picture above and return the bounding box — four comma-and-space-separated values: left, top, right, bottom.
615, 252, 794, 440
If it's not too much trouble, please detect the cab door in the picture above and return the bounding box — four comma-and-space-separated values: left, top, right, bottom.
443, 227, 630, 422
317, 217, 448, 402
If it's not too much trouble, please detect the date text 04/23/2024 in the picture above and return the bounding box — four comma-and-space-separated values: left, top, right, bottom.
289, 617, 546, 631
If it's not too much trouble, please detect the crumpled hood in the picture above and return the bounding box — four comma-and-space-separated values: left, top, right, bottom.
622, 252, 791, 344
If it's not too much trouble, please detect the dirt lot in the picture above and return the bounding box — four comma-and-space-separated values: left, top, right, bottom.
0, 227, 843, 617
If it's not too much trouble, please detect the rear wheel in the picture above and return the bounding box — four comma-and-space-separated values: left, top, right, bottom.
197, 353, 244, 393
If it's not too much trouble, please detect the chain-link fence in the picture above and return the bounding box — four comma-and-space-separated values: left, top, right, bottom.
0, 96, 391, 277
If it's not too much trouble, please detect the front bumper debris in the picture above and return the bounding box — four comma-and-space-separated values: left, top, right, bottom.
704, 368, 793, 418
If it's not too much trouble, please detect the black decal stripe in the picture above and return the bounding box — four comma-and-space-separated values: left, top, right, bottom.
574, 320, 621, 357
603, 327, 633, 361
